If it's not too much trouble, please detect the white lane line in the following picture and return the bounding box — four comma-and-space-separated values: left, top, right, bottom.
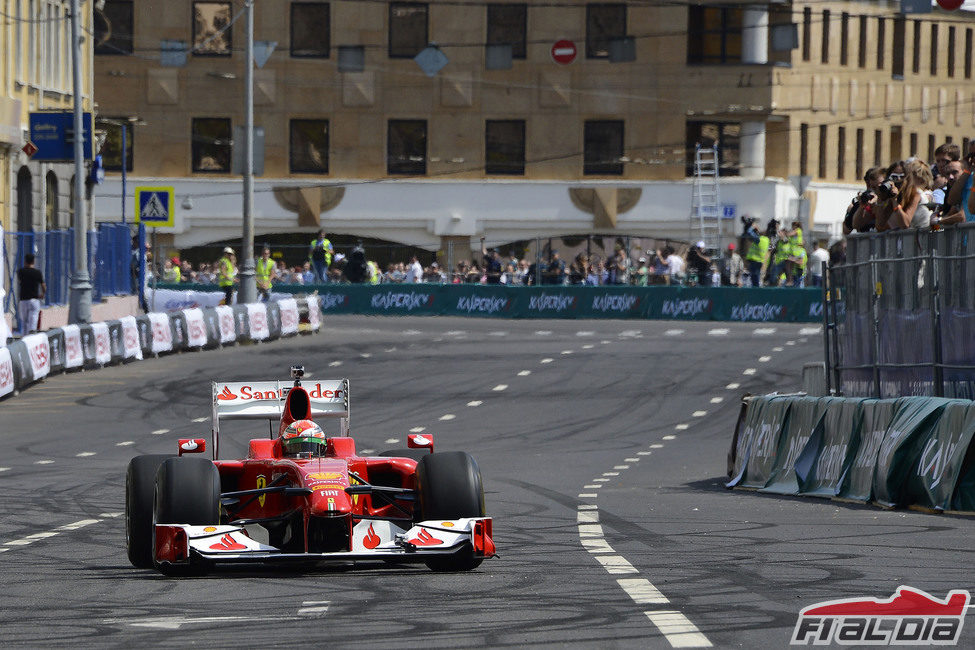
116, 441, 135, 446
753, 328, 776, 336
403, 329, 422, 336
328, 361, 342, 367
613, 465, 629, 470
445, 330, 466, 337
0, 548, 8, 553
540, 358, 553, 364
644, 611, 712, 648
593, 478, 610, 482
582, 344, 595, 349
384, 347, 396, 353
577, 510, 599, 523
59, 519, 100, 531
4, 539, 36, 546
152, 428, 170, 435
758, 356, 771, 363
624, 457, 640, 463
409, 426, 426, 433
786, 340, 796, 346
488, 331, 507, 337
726, 382, 740, 389
664, 329, 684, 336
637, 451, 652, 456
576, 331, 595, 337
619, 330, 643, 338
517, 370, 531, 376
297, 601, 330, 617
0, 467, 9, 472
35, 460, 54, 465
578, 493, 598, 498
25, 532, 59, 540
799, 327, 822, 336
439, 414, 456, 421
772, 346, 784, 352
583, 484, 602, 489
359, 353, 371, 359
561, 350, 573, 355
618, 578, 669, 605
191, 417, 208, 423
535, 330, 552, 336
493, 384, 508, 391
577, 504, 598, 510
710, 397, 724, 404
359, 449, 375, 455
578, 524, 604, 538
708, 328, 729, 336
743, 368, 756, 375
581, 538, 615, 553
675, 424, 689, 430
603, 472, 620, 476
595, 555, 639, 574
103, 615, 299, 630
650, 444, 664, 449
662, 435, 676, 441
384, 438, 399, 444
692, 410, 707, 417
76, 452, 96, 457
601, 340, 611, 344
99, 512, 124, 518
467, 401, 482, 407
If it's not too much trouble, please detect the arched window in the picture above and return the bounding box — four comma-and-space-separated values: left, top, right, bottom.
45, 171, 59, 230
16, 166, 33, 232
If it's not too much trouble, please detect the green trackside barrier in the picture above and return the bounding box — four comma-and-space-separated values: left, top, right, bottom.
904, 401, 975, 511
795, 398, 865, 498
155, 284, 824, 322
838, 399, 901, 502
727, 395, 795, 489
762, 396, 839, 496
871, 397, 948, 508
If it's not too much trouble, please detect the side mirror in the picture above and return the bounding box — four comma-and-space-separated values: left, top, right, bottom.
178, 438, 207, 456
407, 433, 434, 453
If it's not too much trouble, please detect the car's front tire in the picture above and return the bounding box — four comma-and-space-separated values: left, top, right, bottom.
152, 456, 221, 574
415, 451, 486, 572
125, 454, 171, 568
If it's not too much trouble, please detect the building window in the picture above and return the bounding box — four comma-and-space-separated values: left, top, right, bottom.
387, 120, 426, 174
893, 17, 905, 78
855, 128, 864, 180
192, 118, 232, 173
687, 5, 742, 64
686, 121, 739, 177
96, 118, 134, 172
487, 4, 526, 59
837, 127, 846, 180
874, 129, 883, 167
289, 119, 329, 174
876, 18, 885, 70
291, 3, 330, 58
94, 0, 133, 55
840, 12, 849, 66
802, 7, 811, 62
931, 24, 939, 75
389, 3, 427, 59
800, 123, 809, 176
910, 132, 918, 158
586, 4, 626, 59
858, 15, 867, 68
966, 29, 973, 79
928, 134, 936, 163
821, 10, 830, 64
818, 125, 828, 179
585, 120, 624, 175
485, 120, 525, 175
948, 27, 956, 77
193, 2, 232, 56
45, 172, 59, 230
913, 21, 922, 74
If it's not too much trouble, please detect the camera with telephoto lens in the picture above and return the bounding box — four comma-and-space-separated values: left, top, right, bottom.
876, 175, 902, 200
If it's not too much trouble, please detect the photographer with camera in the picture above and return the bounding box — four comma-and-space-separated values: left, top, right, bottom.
857, 161, 905, 232
846, 167, 885, 234
740, 216, 765, 287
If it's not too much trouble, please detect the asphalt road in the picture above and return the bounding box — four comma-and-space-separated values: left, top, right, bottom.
0, 316, 972, 649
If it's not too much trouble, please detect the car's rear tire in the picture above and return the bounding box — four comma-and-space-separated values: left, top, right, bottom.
415, 451, 485, 571
152, 457, 221, 575
125, 454, 171, 568
379, 448, 430, 462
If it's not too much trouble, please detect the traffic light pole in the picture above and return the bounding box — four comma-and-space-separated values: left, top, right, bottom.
237, 0, 257, 304
68, 0, 91, 324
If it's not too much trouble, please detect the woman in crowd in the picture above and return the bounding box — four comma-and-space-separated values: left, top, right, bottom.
886, 159, 934, 230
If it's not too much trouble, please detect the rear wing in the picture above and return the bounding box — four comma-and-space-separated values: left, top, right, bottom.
210, 379, 350, 459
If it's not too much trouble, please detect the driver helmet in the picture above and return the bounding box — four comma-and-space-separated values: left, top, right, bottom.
281, 419, 326, 458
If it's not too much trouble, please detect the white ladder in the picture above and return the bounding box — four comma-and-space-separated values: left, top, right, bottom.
691, 144, 721, 250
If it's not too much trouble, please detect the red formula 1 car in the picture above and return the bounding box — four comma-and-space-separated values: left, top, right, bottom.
125, 366, 495, 574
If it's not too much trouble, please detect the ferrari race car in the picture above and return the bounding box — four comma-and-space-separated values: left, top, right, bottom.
125, 366, 495, 575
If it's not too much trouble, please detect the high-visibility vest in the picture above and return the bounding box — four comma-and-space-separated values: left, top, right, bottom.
217, 256, 235, 287
773, 238, 791, 264
788, 228, 804, 258
256, 257, 275, 285
745, 236, 766, 263
367, 261, 380, 285
164, 266, 181, 283
310, 238, 333, 267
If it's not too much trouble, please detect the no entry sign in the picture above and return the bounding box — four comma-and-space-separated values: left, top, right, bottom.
551, 40, 577, 65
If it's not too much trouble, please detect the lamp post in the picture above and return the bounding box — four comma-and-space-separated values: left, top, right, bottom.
237, 0, 257, 304
67, 0, 91, 325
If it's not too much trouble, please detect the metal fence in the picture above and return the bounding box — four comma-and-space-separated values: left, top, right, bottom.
3, 223, 132, 332
824, 222, 975, 398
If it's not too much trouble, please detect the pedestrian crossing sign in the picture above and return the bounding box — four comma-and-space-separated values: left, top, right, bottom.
135, 186, 175, 227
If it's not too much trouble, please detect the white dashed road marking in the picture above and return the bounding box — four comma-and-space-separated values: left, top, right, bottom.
664, 329, 684, 336
772, 346, 784, 352
650, 444, 664, 449
692, 410, 707, 417
799, 327, 822, 336
116, 441, 135, 446
384, 438, 399, 444
191, 417, 208, 423
603, 472, 619, 477
535, 330, 552, 336
637, 451, 652, 456
329, 361, 342, 367
561, 350, 573, 355
708, 328, 729, 336
359, 449, 375, 455
0, 467, 9, 472
359, 353, 371, 359
297, 601, 330, 617
488, 331, 507, 337
710, 397, 724, 404
584, 484, 602, 489
578, 493, 598, 498
753, 328, 776, 336
595, 555, 639, 575
758, 356, 771, 362
409, 426, 426, 433
493, 384, 508, 391
582, 344, 594, 349
675, 424, 689, 430
152, 428, 170, 435
613, 465, 629, 470
644, 611, 712, 648
662, 435, 676, 441
35, 460, 54, 465
439, 414, 455, 421
576, 331, 594, 337
76, 452, 96, 457
517, 370, 531, 376
624, 457, 640, 463
540, 358, 553, 364
743, 368, 756, 375
467, 401, 482, 407
618, 578, 669, 605
59, 519, 100, 531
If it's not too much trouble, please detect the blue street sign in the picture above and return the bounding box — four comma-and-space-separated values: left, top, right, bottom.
135, 186, 175, 228
722, 204, 737, 219
28, 112, 93, 161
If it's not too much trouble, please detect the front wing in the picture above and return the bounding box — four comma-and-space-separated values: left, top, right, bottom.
154, 518, 495, 568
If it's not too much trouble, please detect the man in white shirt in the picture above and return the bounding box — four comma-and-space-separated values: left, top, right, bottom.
807, 240, 830, 287
656, 246, 685, 285
405, 255, 424, 283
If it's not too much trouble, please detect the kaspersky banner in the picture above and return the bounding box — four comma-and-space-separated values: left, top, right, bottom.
904, 401, 975, 511
762, 396, 838, 496
734, 396, 795, 490
872, 397, 947, 508
795, 398, 865, 498
839, 399, 901, 502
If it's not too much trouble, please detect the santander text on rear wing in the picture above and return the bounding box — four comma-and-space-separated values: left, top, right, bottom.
211, 379, 350, 457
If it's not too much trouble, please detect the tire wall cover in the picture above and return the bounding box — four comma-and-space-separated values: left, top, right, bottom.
62, 324, 84, 369
135, 315, 154, 356
107, 321, 125, 363
201, 307, 222, 348
79, 323, 98, 369
7, 340, 32, 389
182, 308, 208, 348
46, 328, 66, 374
266, 301, 282, 339
232, 305, 250, 340
168, 312, 188, 352
91, 322, 113, 366
0, 346, 16, 398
